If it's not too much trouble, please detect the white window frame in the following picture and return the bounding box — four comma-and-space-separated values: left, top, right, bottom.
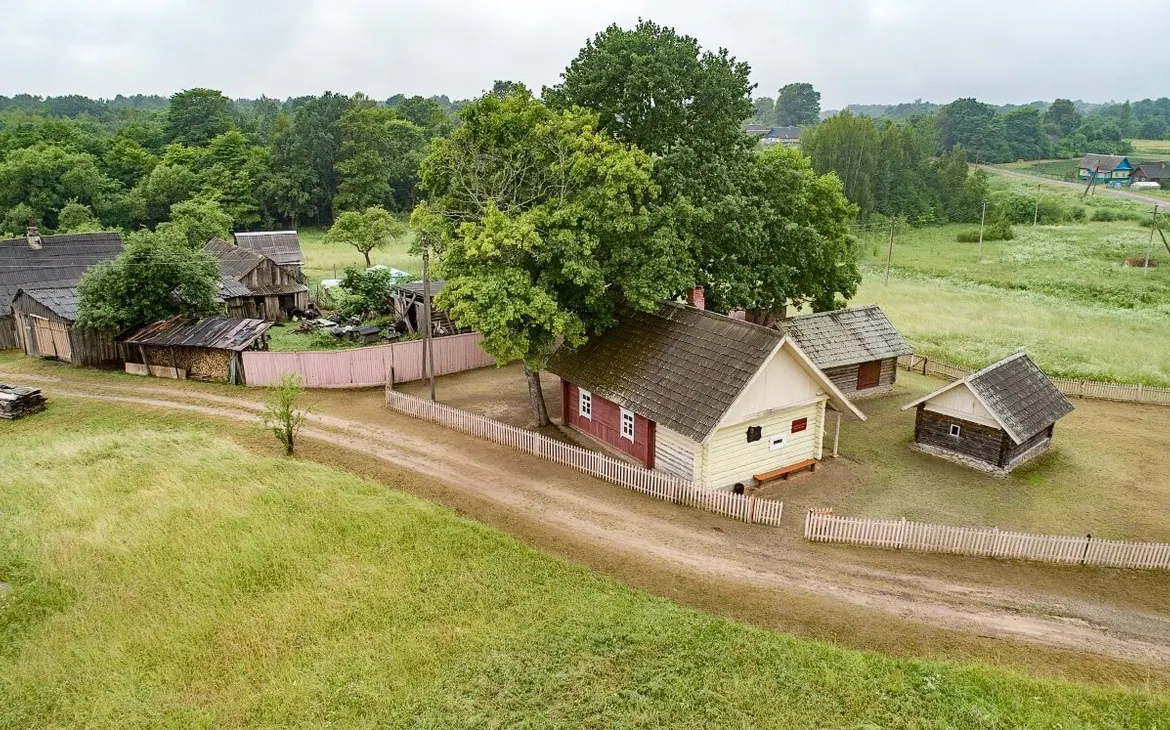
620, 408, 635, 441
578, 389, 592, 419
769, 434, 787, 451
949, 424, 962, 437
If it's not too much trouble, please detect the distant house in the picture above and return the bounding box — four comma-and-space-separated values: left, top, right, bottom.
204, 238, 309, 321
547, 294, 865, 490
1077, 154, 1132, 183
0, 228, 123, 350
780, 305, 912, 399
1131, 160, 1170, 185
743, 123, 771, 137
119, 315, 272, 384
233, 231, 306, 281
11, 287, 120, 366
761, 126, 801, 147
901, 352, 1074, 474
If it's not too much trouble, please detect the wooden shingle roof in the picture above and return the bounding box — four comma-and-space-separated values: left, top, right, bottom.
781, 305, 911, 369
14, 287, 80, 321
204, 238, 264, 280
0, 232, 122, 316
234, 231, 304, 267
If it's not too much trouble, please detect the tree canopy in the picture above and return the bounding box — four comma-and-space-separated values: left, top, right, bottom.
775, 83, 821, 126
326, 205, 404, 268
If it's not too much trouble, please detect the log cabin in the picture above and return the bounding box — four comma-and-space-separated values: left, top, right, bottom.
901, 351, 1074, 474
546, 294, 866, 490
779, 305, 911, 399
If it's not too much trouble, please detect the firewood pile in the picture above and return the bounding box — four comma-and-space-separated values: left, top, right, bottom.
0, 384, 47, 420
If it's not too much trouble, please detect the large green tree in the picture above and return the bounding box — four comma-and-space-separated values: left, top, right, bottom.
937, 98, 1010, 163
157, 197, 232, 249
1044, 98, 1081, 138
1002, 107, 1051, 161
271, 92, 350, 225
775, 82, 821, 126
325, 205, 403, 267
334, 98, 427, 212
77, 229, 221, 332
166, 88, 234, 146
0, 144, 116, 229
414, 89, 688, 425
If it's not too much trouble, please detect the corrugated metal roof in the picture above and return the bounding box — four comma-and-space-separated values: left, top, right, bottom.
0, 232, 123, 316
119, 315, 272, 351
249, 283, 309, 296
218, 276, 253, 299
14, 287, 80, 321
234, 231, 304, 267
395, 279, 447, 297
781, 305, 912, 369
1133, 161, 1170, 180
204, 238, 264, 280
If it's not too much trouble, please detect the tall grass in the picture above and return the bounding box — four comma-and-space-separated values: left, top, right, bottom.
299, 227, 421, 284
1, 403, 1166, 727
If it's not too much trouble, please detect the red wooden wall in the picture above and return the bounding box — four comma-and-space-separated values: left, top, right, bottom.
562, 380, 656, 468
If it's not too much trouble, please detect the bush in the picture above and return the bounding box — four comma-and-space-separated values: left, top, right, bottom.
335, 266, 398, 320
956, 220, 1014, 243
1090, 208, 1140, 223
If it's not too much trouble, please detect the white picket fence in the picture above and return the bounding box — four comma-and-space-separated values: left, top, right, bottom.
804, 510, 1170, 570
385, 389, 784, 526
899, 355, 1170, 407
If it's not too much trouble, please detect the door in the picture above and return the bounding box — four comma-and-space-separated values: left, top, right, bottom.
857, 360, 882, 390
31, 315, 57, 358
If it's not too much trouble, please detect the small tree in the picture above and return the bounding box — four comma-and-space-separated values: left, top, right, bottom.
326, 205, 403, 267
157, 196, 232, 249
262, 374, 308, 455
56, 200, 103, 233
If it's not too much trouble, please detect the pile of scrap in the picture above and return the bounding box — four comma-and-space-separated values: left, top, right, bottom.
0, 384, 46, 419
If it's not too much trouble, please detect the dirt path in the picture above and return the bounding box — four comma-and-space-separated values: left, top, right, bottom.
7, 368, 1170, 673
980, 164, 1168, 208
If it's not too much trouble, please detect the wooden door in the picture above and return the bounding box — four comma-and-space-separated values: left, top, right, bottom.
31, 316, 57, 358
857, 360, 882, 389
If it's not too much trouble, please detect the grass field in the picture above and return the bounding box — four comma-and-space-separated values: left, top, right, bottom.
299, 227, 421, 284
1, 401, 1168, 727
1131, 138, 1170, 162
1001, 158, 1082, 180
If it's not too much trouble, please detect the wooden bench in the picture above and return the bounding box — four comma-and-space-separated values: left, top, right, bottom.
754, 458, 817, 484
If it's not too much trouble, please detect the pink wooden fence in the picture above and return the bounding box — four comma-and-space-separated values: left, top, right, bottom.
385, 389, 785, 526
243, 332, 495, 388
805, 509, 1170, 570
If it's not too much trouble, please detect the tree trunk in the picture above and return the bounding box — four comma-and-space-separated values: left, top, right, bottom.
362, 249, 372, 268
524, 364, 551, 427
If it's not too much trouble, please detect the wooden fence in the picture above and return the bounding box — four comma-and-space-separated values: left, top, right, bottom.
242, 332, 495, 388
385, 389, 785, 526
804, 510, 1170, 570
899, 354, 1170, 407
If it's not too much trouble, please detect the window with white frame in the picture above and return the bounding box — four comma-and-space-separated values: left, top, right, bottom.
949, 423, 961, 437
578, 389, 592, 419
620, 408, 635, 441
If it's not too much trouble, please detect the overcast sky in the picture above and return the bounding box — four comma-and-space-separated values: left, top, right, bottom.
7, 0, 1167, 108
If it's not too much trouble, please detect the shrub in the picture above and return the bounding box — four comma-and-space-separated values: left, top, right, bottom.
1090, 208, 1139, 223
956, 220, 1014, 243
336, 266, 398, 320
261, 374, 308, 455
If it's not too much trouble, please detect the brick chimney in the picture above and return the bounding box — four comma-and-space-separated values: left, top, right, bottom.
26, 220, 42, 250
686, 287, 705, 310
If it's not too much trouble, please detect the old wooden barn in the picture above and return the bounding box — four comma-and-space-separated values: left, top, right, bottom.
204, 238, 309, 321
902, 351, 1074, 474
11, 287, 120, 366
233, 231, 306, 281
119, 316, 273, 384
392, 280, 470, 336
779, 305, 912, 399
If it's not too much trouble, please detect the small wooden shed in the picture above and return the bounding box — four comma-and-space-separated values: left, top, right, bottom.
11, 287, 121, 366
392, 280, 470, 336
901, 352, 1074, 474
204, 238, 309, 322
780, 305, 911, 399
119, 315, 272, 384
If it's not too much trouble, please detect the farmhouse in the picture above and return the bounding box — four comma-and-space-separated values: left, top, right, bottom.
1131, 160, 1170, 185
0, 227, 122, 350
204, 238, 309, 321
119, 315, 272, 384
547, 297, 866, 490
1077, 154, 1132, 183
11, 288, 120, 366
233, 231, 306, 281
762, 126, 801, 147
392, 280, 470, 336
901, 351, 1074, 474
779, 305, 911, 399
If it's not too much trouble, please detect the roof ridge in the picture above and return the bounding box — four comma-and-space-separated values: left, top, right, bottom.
658, 300, 784, 337
785, 304, 880, 321
966, 350, 1028, 382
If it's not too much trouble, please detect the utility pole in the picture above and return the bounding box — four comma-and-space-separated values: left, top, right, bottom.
884, 217, 895, 286
421, 234, 436, 401
1146, 205, 1160, 273
977, 201, 988, 258
1033, 183, 1041, 226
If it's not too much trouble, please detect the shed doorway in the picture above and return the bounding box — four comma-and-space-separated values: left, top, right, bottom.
857, 360, 881, 390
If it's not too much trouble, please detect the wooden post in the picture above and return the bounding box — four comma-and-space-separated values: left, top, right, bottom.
1033, 183, 1040, 226
1145, 205, 1159, 273
884, 218, 895, 286
421, 236, 436, 401
977, 201, 987, 258
832, 411, 841, 458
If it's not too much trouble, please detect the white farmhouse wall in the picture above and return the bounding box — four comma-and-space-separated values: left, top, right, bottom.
923, 383, 999, 428
698, 399, 825, 489
654, 425, 698, 481
721, 345, 822, 425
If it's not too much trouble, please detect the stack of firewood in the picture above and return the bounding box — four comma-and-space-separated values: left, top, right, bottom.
0, 384, 46, 420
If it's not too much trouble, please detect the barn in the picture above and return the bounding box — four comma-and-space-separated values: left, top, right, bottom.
779, 305, 912, 399
10, 287, 120, 366
546, 297, 865, 490
119, 315, 272, 384
233, 231, 306, 282
901, 351, 1074, 474
204, 238, 309, 321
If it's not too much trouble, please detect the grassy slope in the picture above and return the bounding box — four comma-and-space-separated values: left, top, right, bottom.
1, 402, 1167, 727
299, 228, 421, 284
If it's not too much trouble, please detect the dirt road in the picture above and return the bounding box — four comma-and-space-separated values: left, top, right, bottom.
6, 367, 1170, 680
980, 164, 1168, 209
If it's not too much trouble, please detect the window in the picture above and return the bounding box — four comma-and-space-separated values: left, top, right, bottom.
857, 360, 882, 389
769, 434, 787, 451
620, 408, 635, 441
746, 426, 762, 443
791, 417, 808, 434
949, 424, 961, 437
578, 389, 592, 419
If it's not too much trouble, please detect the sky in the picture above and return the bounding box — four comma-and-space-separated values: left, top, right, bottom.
6, 0, 1168, 108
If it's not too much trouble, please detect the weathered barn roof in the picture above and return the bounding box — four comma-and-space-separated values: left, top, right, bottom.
0, 232, 122, 316
902, 351, 1074, 444
1133, 161, 1170, 180
234, 231, 304, 267
204, 238, 265, 280
119, 315, 272, 351
218, 276, 254, 300
13, 287, 80, 321
780, 305, 912, 369
1079, 153, 1128, 172
249, 282, 309, 297
395, 279, 447, 298
547, 302, 863, 443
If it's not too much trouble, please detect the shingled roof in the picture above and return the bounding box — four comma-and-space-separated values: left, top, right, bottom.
0, 232, 122, 317
547, 302, 863, 442
234, 231, 304, 267
218, 276, 253, 300
903, 352, 1074, 444
14, 287, 81, 321
204, 238, 265, 280
1133, 161, 1170, 180
1079, 153, 1129, 172
119, 315, 272, 351
780, 305, 911, 369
